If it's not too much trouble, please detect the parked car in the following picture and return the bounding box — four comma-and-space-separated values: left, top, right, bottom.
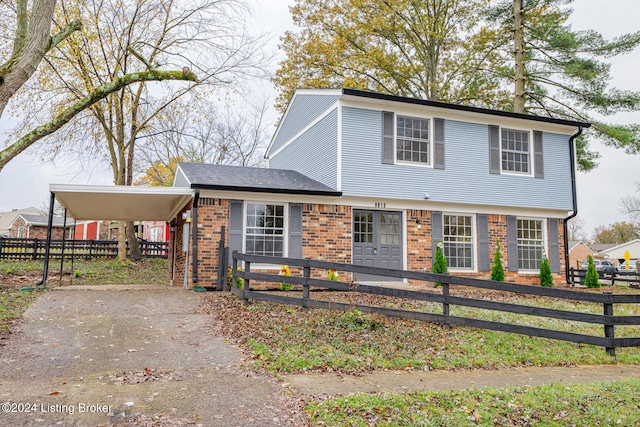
581, 259, 618, 276
618, 260, 637, 272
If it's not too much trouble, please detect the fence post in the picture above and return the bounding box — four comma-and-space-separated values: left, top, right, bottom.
302, 265, 311, 312
31, 238, 38, 260
231, 252, 238, 292
442, 282, 450, 318
603, 292, 615, 356
0, 237, 3, 259
243, 260, 251, 306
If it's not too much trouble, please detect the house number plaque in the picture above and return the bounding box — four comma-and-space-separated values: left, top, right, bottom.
374, 202, 387, 208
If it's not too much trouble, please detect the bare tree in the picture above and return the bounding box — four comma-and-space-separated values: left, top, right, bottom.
135, 98, 270, 186
33, 0, 269, 261
566, 216, 588, 242
0, 0, 197, 172
621, 182, 640, 223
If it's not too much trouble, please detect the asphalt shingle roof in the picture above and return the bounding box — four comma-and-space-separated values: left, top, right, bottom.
177, 163, 342, 196
19, 215, 72, 227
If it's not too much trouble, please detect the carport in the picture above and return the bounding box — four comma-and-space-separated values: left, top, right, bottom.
41, 184, 194, 286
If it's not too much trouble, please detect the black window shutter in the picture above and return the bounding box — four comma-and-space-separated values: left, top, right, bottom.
288, 203, 303, 258
507, 215, 519, 272
534, 130, 544, 178
228, 200, 243, 266
434, 118, 445, 169
548, 218, 560, 273
382, 111, 395, 164
477, 214, 490, 271
489, 125, 500, 174
431, 211, 443, 261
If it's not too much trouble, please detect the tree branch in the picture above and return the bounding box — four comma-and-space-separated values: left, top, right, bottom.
0, 69, 197, 171
49, 20, 83, 51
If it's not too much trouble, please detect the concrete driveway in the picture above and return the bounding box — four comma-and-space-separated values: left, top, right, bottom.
0, 285, 296, 426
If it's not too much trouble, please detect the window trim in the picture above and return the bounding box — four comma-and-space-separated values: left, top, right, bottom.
516, 217, 547, 273
17, 226, 25, 238
242, 201, 289, 267
442, 213, 477, 272
394, 114, 434, 168
500, 127, 534, 177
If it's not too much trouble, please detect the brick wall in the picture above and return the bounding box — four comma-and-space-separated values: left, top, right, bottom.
569, 242, 592, 270
170, 198, 569, 288
170, 199, 229, 288
10, 217, 69, 239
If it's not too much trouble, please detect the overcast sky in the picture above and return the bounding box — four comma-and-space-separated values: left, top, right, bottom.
0, 0, 637, 238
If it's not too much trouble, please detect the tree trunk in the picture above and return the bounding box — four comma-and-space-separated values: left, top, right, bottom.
126, 221, 142, 260
117, 221, 127, 263
513, 0, 526, 113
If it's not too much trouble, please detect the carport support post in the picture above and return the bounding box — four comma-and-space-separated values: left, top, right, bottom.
41, 191, 56, 288
191, 189, 200, 284
603, 292, 615, 356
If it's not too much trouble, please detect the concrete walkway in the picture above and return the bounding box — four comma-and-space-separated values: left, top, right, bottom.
0, 285, 295, 426
282, 364, 640, 396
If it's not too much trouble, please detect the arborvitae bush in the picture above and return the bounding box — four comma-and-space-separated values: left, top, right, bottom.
585, 255, 601, 288
432, 241, 448, 287
539, 256, 553, 287
491, 241, 505, 282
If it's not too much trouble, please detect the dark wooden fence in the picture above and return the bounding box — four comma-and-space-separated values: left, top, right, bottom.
0, 237, 168, 260
568, 267, 640, 287
231, 252, 640, 356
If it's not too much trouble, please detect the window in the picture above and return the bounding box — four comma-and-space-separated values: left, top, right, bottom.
245, 203, 285, 257
17, 226, 25, 238
517, 218, 544, 270
501, 129, 530, 174
443, 215, 474, 270
396, 115, 430, 164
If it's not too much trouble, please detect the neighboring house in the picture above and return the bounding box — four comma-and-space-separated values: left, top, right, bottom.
0, 208, 42, 237
75, 220, 116, 240
592, 240, 640, 266
142, 221, 170, 242
9, 214, 74, 239
568, 240, 594, 269
169, 88, 589, 288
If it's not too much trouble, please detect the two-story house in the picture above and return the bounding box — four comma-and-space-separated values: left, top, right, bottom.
169, 88, 589, 288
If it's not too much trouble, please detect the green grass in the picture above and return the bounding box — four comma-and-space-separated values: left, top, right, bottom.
207, 294, 640, 374
0, 287, 43, 334
307, 378, 640, 426
0, 258, 168, 286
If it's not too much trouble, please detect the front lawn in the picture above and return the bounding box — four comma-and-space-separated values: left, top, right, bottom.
204, 292, 640, 374
307, 378, 640, 426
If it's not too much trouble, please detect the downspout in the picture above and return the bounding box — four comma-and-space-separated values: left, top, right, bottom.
564, 126, 584, 284
191, 189, 200, 284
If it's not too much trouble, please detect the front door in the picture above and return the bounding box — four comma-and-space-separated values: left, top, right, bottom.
353, 210, 403, 281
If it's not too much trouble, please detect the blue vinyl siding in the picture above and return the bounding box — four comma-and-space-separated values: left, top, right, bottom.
341, 107, 573, 210
173, 168, 190, 187
269, 109, 339, 190
269, 94, 340, 155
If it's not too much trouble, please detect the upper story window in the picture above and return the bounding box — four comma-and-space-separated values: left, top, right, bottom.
17, 226, 25, 238
245, 203, 285, 257
396, 116, 430, 165
501, 129, 530, 174
382, 112, 444, 168
490, 126, 543, 178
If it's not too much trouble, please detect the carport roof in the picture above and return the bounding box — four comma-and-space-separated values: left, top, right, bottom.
50, 184, 193, 222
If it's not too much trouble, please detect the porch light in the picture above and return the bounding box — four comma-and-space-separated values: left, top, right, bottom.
415, 219, 422, 230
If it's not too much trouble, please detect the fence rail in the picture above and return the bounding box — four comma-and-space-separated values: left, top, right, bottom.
0, 237, 168, 260
569, 267, 640, 287
231, 252, 640, 356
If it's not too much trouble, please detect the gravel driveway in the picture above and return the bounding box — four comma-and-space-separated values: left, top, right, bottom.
0, 285, 299, 426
